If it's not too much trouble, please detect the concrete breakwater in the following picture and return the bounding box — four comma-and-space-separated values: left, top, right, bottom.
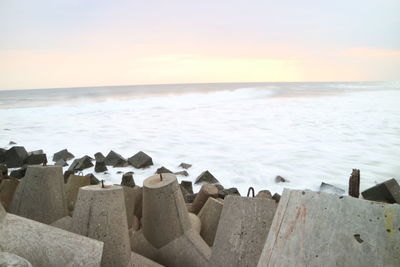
0, 145, 399, 266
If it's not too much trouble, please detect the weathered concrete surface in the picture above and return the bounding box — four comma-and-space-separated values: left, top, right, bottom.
191, 184, 218, 214
25, 153, 47, 165
189, 212, 201, 233
155, 166, 173, 174
257, 189, 400, 267
132, 186, 143, 220
256, 190, 272, 199
0, 207, 103, 267
132, 174, 211, 267
210, 196, 277, 267
104, 150, 128, 167
4, 146, 28, 168
319, 182, 345, 195
0, 252, 33, 267
0, 178, 19, 211
128, 252, 164, 267
121, 172, 135, 187
9, 165, 68, 224
361, 178, 400, 204
71, 185, 131, 267
50, 215, 72, 231
122, 185, 136, 229
53, 149, 74, 162
65, 174, 90, 214
197, 197, 223, 246
95, 160, 108, 172
195, 170, 219, 184
128, 151, 153, 169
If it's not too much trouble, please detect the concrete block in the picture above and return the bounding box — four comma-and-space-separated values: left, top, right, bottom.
185, 193, 197, 203
0, 163, 7, 176
94, 152, 105, 161
0, 210, 103, 267
4, 146, 28, 168
256, 190, 272, 199
129, 252, 164, 267
51, 215, 72, 231
55, 159, 68, 166
0, 178, 19, 211
320, 182, 345, 195
0, 148, 6, 163
272, 193, 281, 203
9, 165, 68, 224
155, 166, 172, 174
191, 184, 218, 214
257, 189, 400, 267
52, 148, 74, 162
195, 170, 219, 184
105, 150, 128, 167
210, 196, 277, 267
132, 174, 211, 267
71, 185, 131, 267
122, 185, 136, 229
218, 187, 240, 199
175, 170, 189, 176
121, 172, 135, 187
361, 178, 400, 204
197, 197, 223, 246
181, 180, 193, 194
65, 174, 90, 213
179, 162, 192, 169
0, 252, 32, 267
9, 166, 27, 179
68, 155, 94, 171
132, 186, 143, 220
189, 212, 201, 233
25, 153, 47, 165
95, 160, 108, 172
86, 173, 101, 185
128, 151, 153, 169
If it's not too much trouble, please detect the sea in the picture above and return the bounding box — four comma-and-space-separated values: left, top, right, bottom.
1, 81, 399, 195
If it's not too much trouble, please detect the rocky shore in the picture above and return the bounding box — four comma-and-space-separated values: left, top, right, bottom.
0, 145, 399, 266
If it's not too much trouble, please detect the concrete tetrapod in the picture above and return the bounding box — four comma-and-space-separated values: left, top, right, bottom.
65, 174, 90, 214
0, 252, 33, 267
210, 195, 277, 267
257, 189, 400, 267
0, 203, 103, 267
191, 183, 218, 214
197, 197, 223, 246
131, 173, 211, 267
70, 184, 161, 267
0, 178, 19, 211
9, 165, 68, 224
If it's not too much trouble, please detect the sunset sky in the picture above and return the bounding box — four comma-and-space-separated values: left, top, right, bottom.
0, 0, 399, 90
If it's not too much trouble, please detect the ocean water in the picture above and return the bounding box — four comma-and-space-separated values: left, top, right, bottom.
1, 82, 400, 195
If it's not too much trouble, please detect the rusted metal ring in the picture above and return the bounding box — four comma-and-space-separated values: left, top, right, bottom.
247, 187, 255, 197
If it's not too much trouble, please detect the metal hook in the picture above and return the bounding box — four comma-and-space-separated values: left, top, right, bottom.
247, 187, 255, 197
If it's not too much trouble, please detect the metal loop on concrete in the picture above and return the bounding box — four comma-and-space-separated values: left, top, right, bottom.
78, 171, 84, 176
247, 187, 255, 197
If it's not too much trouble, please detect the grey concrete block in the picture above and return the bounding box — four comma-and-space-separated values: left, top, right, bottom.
122, 185, 136, 229
68, 155, 94, 171
71, 185, 131, 267
9, 167, 27, 179
105, 150, 128, 167
9, 165, 68, 224
210, 196, 277, 267
121, 172, 135, 187
51, 215, 72, 231
95, 160, 108, 172
65, 174, 90, 214
198, 197, 223, 246
0, 213, 103, 266
320, 182, 345, 195
195, 170, 219, 184
257, 189, 400, 267
0, 178, 19, 211
361, 178, 400, 204
191, 184, 218, 214
0, 252, 32, 267
189, 212, 201, 233
52, 149, 74, 162
178, 162, 192, 169
25, 153, 47, 165
94, 152, 105, 161
155, 166, 172, 174
256, 190, 272, 199
128, 151, 153, 169
4, 146, 28, 168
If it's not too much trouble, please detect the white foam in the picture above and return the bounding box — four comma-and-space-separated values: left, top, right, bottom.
1, 86, 400, 195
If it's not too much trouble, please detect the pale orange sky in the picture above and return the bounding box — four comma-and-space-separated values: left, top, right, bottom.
0, 0, 399, 90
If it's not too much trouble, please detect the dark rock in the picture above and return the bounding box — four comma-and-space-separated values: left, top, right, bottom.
64, 170, 74, 183
28, 149, 43, 156
4, 146, 28, 168
319, 182, 345, 195
55, 159, 68, 167
195, 170, 219, 184
9, 166, 27, 179
104, 150, 128, 167
0, 148, 6, 163
275, 175, 288, 183
9, 141, 16, 145
67, 155, 93, 172
52, 149, 75, 162
186, 193, 198, 203
85, 173, 100, 185
181, 180, 194, 195
94, 152, 105, 162
361, 178, 400, 204
128, 151, 153, 169
179, 162, 192, 169
175, 170, 189, 176
272, 193, 281, 203
121, 172, 135, 187
25, 153, 47, 165
256, 190, 273, 199
0, 164, 7, 176
155, 166, 173, 174
218, 187, 240, 199
116, 171, 123, 174
94, 160, 107, 173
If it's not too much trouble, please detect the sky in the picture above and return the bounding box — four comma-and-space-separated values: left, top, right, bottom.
0, 0, 399, 90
